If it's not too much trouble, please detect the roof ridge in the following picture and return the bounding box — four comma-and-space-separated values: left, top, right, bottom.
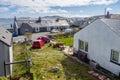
100, 19, 120, 37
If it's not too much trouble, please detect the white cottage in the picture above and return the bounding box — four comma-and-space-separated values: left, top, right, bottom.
13, 17, 69, 35
74, 19, 120, 76
0, 26, 13, 77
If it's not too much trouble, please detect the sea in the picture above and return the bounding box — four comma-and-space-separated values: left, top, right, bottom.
0, 18, 14, 29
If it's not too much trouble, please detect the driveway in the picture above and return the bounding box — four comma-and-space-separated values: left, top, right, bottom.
13, 32, 50, 42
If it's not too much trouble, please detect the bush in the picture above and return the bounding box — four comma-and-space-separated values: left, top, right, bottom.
0, 77, 8, 80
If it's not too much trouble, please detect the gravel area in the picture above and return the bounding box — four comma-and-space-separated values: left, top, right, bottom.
13, 32, 50, 42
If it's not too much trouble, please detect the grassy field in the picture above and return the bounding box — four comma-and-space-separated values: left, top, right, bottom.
55, 37, 73, 46
12, 43, 98, 80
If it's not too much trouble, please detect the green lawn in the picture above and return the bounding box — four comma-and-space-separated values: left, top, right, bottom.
55, 37, 73, 46
12, 43, 98, 80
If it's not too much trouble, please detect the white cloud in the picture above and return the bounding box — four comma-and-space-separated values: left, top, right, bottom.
0, 7, 9, 12
54, 13, 92, 17
89, 0, 118, 5
0, 0, 118, 7
0, 0, 118, 8
0, 0, 118, 16
45, 0, 118, 6
106, 7, 112, 11
12, 6, 68, 15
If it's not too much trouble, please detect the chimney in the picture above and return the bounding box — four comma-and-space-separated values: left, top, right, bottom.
105, 11, 111, 18
36, 17, 41, 23
14, 16, 17, 21
56, 18, 59, 22
10, 24, 12, 28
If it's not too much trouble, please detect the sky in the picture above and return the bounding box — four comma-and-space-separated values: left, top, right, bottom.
0, 0, 120, 18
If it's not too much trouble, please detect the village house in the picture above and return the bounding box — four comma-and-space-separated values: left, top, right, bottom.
0, 26, 13, 77
74, 19, 120, 76
13, 17, 69, 35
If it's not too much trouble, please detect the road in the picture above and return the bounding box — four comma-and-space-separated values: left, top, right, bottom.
13, 32, 50, 42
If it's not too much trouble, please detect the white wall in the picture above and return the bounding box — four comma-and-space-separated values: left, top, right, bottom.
9, 46, 13, 75
35, 27, 39, 32
47, 27, 51, 31
74, 19, 120, 75
15, 22, 19, 35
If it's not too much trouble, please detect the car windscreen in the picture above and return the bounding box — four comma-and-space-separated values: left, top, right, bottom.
33, 42, 39, 45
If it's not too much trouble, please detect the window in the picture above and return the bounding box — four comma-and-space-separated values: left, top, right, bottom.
85, 42, 88, 52
33, 42, 39, 45
111, 50, 119, 62
25, 29, 28, 32
80, 40, 84, 50
79, 40, 88, 52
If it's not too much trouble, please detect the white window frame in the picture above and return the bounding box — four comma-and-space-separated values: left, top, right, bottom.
111, 49, 119, 63
79, 40, 88, 52
35, 27, 39, 32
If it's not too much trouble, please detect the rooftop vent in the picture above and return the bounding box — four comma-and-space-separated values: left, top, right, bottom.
2, 36, 6, 39
56, 18, 59, 22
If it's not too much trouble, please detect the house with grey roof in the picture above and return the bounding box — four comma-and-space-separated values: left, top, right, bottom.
0, 26, 13, 77
74, 19, 120, 76
13, 17, 69, 35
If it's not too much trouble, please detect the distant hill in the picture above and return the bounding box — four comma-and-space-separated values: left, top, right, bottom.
89, 14, 120, 20
42, 16, 64, 19
18, 17, 31, 19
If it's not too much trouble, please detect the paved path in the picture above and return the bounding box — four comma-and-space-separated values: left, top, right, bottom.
13, 32, 50, 42
63, 46, 73, 55
63, 46, 83, 64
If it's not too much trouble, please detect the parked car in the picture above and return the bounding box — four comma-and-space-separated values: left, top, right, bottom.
12, 32, 18, 37
32, 40, 44, 49
37, 36, 51, 43
64, 28, 73, 33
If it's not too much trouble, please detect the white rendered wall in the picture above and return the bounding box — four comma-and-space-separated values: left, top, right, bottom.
74, 19, 120, 75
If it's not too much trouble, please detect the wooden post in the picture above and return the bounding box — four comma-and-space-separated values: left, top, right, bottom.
26, 59, 30, 73
28, 59, 30, 73
4, 61, 7, 77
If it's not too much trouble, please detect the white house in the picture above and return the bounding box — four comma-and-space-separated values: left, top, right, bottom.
0, 26, 13, 77
13, 17, 70, 35
74, 19, 120, 76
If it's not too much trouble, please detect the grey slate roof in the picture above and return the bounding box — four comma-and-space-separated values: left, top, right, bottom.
15, 19, 69, 28
0, 26, 12, 46
101, 19, 120, 36
16, 20, 36, 28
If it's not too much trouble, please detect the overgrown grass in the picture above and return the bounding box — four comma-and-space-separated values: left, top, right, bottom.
55, 37, 73, 46
12, 43, 98, 80
0, 77, 8, 80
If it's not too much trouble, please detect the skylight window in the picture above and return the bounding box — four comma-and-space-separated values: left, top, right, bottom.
2, 36, 6, 39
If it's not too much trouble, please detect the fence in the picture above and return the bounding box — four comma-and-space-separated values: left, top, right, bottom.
4, 59, 33, 79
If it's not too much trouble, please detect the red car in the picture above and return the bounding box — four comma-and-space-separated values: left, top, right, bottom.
37, 36, 50, 43
32, 40, 44, 49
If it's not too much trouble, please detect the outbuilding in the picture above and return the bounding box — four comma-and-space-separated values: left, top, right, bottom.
0, 26, 13, 77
